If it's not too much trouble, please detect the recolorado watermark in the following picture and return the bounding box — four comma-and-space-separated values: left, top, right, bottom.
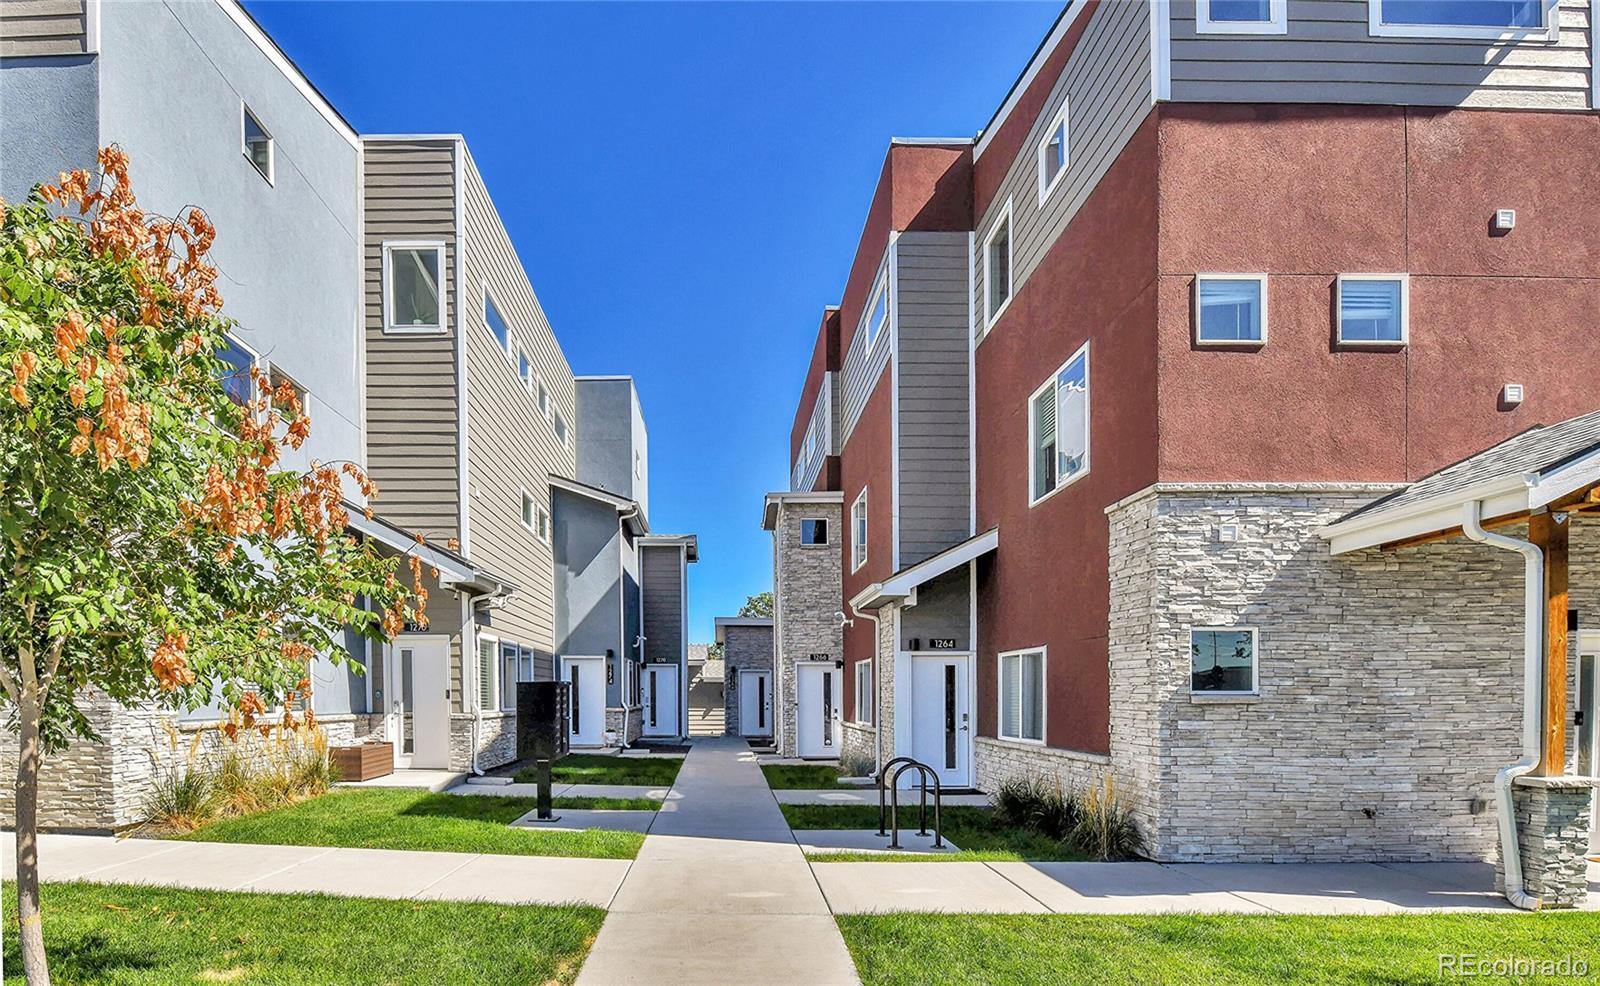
1439, 953, 1591, 978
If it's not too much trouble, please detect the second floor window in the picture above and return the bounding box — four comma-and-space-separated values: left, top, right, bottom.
851, 490, 868, 571
217, 334, 256, 408
800, 518, 828, 546
1195, 274, 1267, 345
554, 410, 570, 448
1029, 343, 1090, 504
1371, 0, 1555, 39
1036, 100, 1069, 204
1197, 0, 1287, 33
984, 203, 1013, 329
863, 273, 889, 348
384, 243, 445, 332
485, 293, 511, 356
1337, 275, 1408, 346
242, 104, 273, 183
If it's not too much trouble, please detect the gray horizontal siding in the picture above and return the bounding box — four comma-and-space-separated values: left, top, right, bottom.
792, 371, 834, 492
641, 545, 684, 664
839, 251, 894, 448
1168, 0, 1594, 110
974, 0, 1154, 340
895, 232, 972, 567
0, 0, 86, 56
362, 139, 460, 545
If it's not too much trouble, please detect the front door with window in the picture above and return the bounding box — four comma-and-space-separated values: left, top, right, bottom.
739, 670, 772, 737
389, 635, 450, 769
909, 653, 972, 788
796, 662, 840, 758
563, 656, 607, 747
643, 664, 681, 738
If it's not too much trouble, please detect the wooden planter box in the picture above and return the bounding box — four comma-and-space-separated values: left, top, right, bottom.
331, 742, 393, 782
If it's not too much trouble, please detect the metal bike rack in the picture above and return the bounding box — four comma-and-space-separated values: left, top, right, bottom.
875, 756, 943, 849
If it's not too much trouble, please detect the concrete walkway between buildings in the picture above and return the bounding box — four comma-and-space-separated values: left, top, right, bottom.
574, 735, 861, 986
1, 832, 629, 907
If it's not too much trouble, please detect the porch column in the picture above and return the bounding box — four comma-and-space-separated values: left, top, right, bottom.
1529, 512, 1569, 777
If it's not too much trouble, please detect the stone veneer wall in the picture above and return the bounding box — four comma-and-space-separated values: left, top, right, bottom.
772, 500, 844, 756
1101, 486, 1595, 863
603, 706, 644, 746
723, 625, 774, 737
448, 711, 518, 771
840, 722, 876, 775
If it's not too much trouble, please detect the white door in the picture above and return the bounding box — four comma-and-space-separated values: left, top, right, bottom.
563, 656, 606, 747
796, 663, 841, 758
643, 664, 681, 737
1579, 637, 1597, 852
738, 670, 772, 737
390, 635, 450, 769
909, 653, 972, 788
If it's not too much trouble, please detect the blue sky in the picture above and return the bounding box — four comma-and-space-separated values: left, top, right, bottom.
244, 0, 1061, 642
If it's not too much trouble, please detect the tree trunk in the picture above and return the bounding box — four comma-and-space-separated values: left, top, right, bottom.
15, 684, 51, 985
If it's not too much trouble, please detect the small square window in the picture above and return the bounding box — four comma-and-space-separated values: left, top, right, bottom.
242, 104, 272, 182
384, 243, 445, 332
984, 203, 1014, 329
1337, 275, 1408, 346
1195, 274, 1267, 345
1036, 100, 1069, 204
1191, 627, 1258, 695
266, 365, 309, 423
1197, 0, 1288, 33
999, 649, 1045, 742
800, 518, 828, 546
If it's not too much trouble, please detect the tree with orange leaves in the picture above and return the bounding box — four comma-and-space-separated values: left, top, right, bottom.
0, 149, 422, 985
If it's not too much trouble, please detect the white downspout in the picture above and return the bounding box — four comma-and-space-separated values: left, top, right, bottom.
1460, 500, 1544, 911
851, 601, 883, 777
462, 589, 485, 777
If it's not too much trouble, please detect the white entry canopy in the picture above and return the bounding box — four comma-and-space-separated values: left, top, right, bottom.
1321, 409, 1600, 555
850, 527, 999, 611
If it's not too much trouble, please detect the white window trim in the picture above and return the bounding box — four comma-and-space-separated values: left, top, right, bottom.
240, 102, 274, 185
1193, 273, 1269, 348
263, 361, 311, 423
381, 241, 447, 334
1367, 0, 1559, 40
1035, 98, 1071, 206
554, 410, 571, 449
482, 282, 516, 367
982, 198, 1015, 333
851, 488, 869, 573
1335, 273, 1410, 348
800, 517, 830, 547
520, 489, 537, 534
477, 631, 501, 713
997, 646, 1047, 745
854, 658, 873, 725
862, 269, 891, 350
1027, 340, 1092, 509
538, 504, 551, 544
1196, 0, 1288, 34
1189, 625, 1260, 697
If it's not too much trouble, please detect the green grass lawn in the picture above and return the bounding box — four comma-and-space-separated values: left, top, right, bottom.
178, 788, 644, 859
512, 753, 684, 787
760, 763, 858, 789
838, 912, 1600, 986
782, 804, 1086, 862
554, 795, 660, 810
2, 881, 603, 985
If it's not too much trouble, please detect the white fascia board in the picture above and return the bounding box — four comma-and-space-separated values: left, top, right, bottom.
974, 0, 1094, 161
1319, 476, 1534, 555
879, 527, 999, 598
1529, 445, 1600, 510
214, 0, 358, 150
346, 513, 475, 585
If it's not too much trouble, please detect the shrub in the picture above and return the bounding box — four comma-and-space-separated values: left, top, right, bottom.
840, 749, 876, 779
992, 773, 1141, 861
1070, 776, 1142, 861
993, 775, 1079, 841
141, 725, 222, 832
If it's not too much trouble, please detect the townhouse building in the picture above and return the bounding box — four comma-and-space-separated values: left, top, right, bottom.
770, 0, 1600, 903
0, 0, 695, 827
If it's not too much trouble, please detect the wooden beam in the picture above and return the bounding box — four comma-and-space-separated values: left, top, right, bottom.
1530, 512, 1570, 777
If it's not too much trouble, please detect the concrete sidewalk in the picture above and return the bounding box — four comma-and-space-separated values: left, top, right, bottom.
576, 736, 860, 986
1, 832, 628, 907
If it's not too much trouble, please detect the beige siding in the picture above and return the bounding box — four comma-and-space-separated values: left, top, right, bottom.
0, 0, 87, 56
363, 139, 461, 546
973, 0, 1154, 340
1169, 0, 1594, 110
459, 150, 576, 674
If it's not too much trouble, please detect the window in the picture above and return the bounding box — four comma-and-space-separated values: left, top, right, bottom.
521, 491, 537, 532
999, 649, 1045, 743
850, 489, 868, 572
1337, 274, 1408, 346
266, 365, 308, 421
383, 243, 445, 332
217, 334, 257, 408
499, 641, 523, 711
537, 505, 551, 543
863, 273, 890, 348
983, 201, 1014, 330
1197, 0, 1288, 33
478, 634, 499, 711
1370, 0, 1556, 39
1028, 343, 1090, 505
485, 292, 511, 356
1191, 627, 1258, 695
554, 410, 569, 448
1036, 100, 1069, 204
242, 104, 272, 183
537, 379, 550, 417
1195, 274, 1267, 345
518, 350, 532, 386
854, 659, 873, 725
800, 518, 829, 546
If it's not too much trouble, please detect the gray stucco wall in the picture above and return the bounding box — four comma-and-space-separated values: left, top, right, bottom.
552, 488, 623, 668
576, 377, 649, 521
0, 54, 98, 201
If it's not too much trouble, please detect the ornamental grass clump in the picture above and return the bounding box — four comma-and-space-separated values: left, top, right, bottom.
992, 774, 1141, 860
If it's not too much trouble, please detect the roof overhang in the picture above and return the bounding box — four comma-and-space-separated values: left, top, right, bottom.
346, 507, 516, 597
1320, 454, 1600, 555
714, 616, 773, 645
762, 490, 845, 530
550, 475, 649, 536
851, 527, 998, 611
639, 533, 699, 563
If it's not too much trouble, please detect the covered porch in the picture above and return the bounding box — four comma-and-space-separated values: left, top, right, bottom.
1323, 409, 1600, 909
